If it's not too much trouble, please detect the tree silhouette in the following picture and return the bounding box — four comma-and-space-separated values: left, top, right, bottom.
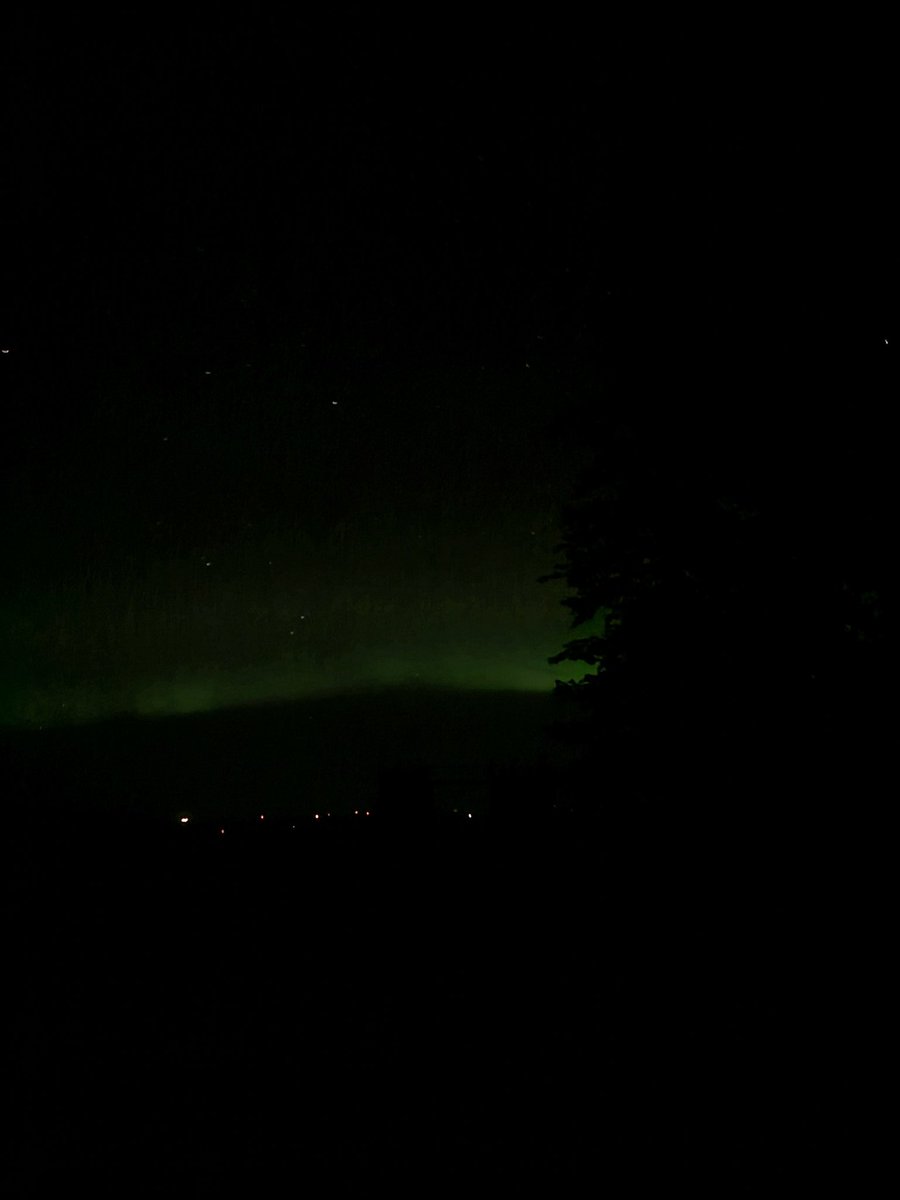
539, 404, 887, 826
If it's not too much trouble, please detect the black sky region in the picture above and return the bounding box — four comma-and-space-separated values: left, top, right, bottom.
1, 23, 892, 1193
1, 24, 891, 764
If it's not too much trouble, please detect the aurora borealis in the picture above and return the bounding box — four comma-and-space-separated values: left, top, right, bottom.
3, 37, 618, 737
3, 505, 591, 729
3, 24, 891, 1196
3, 353, 598, 729
2, 29, 890, 755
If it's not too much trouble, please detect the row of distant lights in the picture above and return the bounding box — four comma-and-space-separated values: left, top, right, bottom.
2, 345, 893, 360
179, 809, 474, 832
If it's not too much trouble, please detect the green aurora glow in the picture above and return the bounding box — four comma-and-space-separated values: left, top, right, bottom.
2, 521, 593, 729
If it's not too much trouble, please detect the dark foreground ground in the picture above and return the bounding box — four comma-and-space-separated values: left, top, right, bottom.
5, 805, 880, 1198
3, 685, 885, 1195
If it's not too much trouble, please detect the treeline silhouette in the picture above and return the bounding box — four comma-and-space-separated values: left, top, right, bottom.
538, 333, 889, 859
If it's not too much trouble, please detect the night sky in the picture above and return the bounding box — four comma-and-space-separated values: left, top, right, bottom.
2, 26, 891, 1191
2, 24, 891, 736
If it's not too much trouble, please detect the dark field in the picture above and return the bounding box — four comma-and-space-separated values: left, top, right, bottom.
3, 691, 878, 1195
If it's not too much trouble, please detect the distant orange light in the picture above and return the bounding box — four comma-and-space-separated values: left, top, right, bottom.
180, 817, 189, 824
